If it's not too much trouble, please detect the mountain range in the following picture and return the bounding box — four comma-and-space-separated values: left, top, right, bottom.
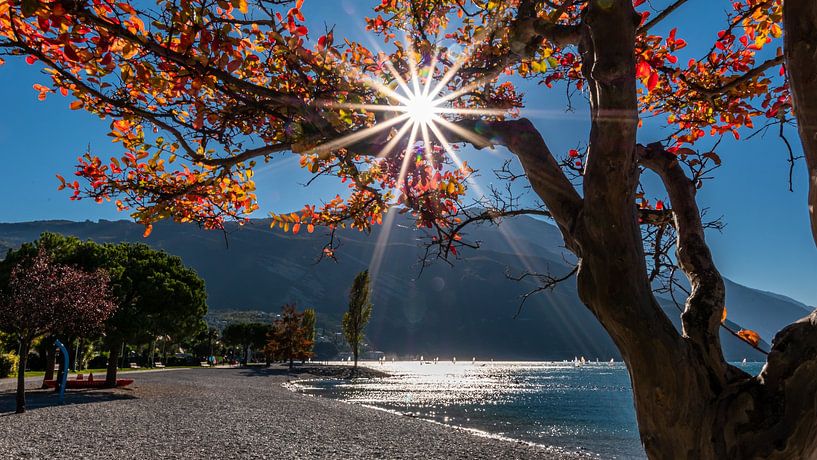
1, 216, 812, 361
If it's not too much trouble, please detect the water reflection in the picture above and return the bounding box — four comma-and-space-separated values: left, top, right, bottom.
297, 361, 764, 459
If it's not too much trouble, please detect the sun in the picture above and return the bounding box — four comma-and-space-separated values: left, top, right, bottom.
312, 41, 507, 163
404, 92, 437, 126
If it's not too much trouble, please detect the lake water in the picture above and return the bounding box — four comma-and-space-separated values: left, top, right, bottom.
296, 360, 765, 459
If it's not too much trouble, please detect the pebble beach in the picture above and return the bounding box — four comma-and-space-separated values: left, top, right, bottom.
0, 366, 588, 459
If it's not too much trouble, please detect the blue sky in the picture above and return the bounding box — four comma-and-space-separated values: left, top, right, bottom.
0, 1, 814, 306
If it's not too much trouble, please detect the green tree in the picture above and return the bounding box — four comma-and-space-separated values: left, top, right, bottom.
222, 322, 270, 365
342, 271, 373, 370
2, 233, 208, 386
301, 308, 316, 359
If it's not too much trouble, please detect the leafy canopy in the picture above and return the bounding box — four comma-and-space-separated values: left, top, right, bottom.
0, 0, 788, 246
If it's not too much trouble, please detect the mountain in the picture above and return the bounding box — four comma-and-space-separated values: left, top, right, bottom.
1, 217, 809, 361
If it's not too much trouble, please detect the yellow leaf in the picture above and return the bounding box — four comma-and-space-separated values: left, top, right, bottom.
232, 0, 248, 14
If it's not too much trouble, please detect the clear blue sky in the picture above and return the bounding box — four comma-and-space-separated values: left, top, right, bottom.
0, 1, 814, 306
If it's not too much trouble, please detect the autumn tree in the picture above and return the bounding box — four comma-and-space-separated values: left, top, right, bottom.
3, 0, 817, 456
0, 250, 116, 413
343, 270, 373, 370
265, 304, 313, 370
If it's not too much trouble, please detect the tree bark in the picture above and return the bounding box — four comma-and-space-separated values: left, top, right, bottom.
15, 339, 29, 414
784, 0, 817, 248
105, 337, 122, 387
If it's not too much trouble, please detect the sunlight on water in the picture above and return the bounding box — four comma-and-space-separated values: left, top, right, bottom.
297, 361, 766, 459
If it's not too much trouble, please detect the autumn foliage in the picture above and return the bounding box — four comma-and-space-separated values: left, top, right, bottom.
264, 304, 314, 369
0, 0, 785, 347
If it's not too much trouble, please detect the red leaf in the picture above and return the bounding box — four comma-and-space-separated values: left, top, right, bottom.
25, 55, 38, 65
63, 44, 79, 61
647, 72, 659, 91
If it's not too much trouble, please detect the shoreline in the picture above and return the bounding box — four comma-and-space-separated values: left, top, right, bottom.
0, 366, 589, 459
288, 363, 598, 459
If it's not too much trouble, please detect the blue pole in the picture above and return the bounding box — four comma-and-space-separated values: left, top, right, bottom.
54, 339, 69, 404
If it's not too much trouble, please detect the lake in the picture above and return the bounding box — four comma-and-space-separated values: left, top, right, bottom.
296, 360, 765, 459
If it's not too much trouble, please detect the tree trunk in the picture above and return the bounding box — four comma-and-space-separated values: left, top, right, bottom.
148, 338, 155, 368
353, 345, 358, 370
15, 339, 29, 414
288, 356, 293, 371
41, 343, 55, 389
106, 337, 122, 387
54, 347, 65, 393
784, 0, 817, 248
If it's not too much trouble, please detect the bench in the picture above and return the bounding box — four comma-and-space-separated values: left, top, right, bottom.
154, 362, 166, 368
199, 361, 211, 367
129, 363, 141, 369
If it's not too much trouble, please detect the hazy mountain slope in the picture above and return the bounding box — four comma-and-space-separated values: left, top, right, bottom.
1, 217, 805, 360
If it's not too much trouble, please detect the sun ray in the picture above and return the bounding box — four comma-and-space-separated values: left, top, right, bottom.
376, 120, 415, 159
316, 102, 407, 113
404, 38, 424, 97
432, 116, 493, 149
309, 113, 411, 156
435, 107, 509, 116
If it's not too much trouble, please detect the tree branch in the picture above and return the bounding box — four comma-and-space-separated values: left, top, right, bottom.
638, 142, 727, 378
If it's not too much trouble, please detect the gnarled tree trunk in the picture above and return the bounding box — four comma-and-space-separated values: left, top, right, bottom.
784, 0, 817, 248
460, 2, 817, 458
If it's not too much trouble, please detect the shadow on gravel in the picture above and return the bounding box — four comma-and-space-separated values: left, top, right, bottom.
0, 389, 135, 415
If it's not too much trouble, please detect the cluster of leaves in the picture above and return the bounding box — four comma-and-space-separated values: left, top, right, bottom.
264, 304, 314, 364
0, 248, 116, 342
2, 232, 208, 349
637, 0, 788, 147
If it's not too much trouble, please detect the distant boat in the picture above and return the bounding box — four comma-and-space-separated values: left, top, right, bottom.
742, 358, 747, 364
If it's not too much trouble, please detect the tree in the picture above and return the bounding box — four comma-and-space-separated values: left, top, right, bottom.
265, 304, 313, 370
2, 0, 817, 456
343, 271, 373, 370
2, 234, 209, 386
222, 322, 270, 364
301, 308, 317, 360
85, 243, 208, 385
784, 0, 817, 248
0, 250, 116, 413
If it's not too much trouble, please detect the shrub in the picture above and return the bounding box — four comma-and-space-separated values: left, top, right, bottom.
0, 353, 19, 378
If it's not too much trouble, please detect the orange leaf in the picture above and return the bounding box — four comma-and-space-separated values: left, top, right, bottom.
721, 306, 727, 324
736, 329, 760, 347
69, 100, 83, 110
143, 224, 153, 238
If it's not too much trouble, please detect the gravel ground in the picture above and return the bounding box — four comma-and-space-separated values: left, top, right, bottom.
0, 366, 589, 459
